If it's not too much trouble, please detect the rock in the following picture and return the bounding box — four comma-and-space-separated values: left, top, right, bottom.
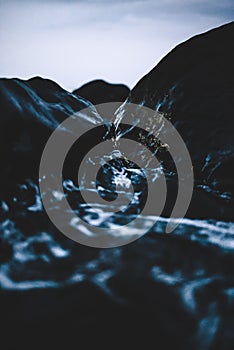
126, 22, 234, 198
0, 77, 100, 181
73, 79, 130, 118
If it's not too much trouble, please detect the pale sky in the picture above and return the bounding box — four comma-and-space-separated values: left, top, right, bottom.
0, 0, 233, 91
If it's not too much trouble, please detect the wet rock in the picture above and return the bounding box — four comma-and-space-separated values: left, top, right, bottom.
126, 22, 234, 198
0, 77, 100, 181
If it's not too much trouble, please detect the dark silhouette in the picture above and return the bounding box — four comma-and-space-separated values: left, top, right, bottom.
73, 79, 130, 118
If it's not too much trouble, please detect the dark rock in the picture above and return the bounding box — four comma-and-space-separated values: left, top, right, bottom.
73, 79, 129, 105
0, 77, 100, 181
73, 79, 130, 118
126, 22, 234, 199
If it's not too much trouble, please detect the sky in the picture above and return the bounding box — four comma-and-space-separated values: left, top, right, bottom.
0, 0, 233, 91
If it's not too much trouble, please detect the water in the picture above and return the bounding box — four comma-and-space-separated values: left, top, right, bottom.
0, 106, 234, 349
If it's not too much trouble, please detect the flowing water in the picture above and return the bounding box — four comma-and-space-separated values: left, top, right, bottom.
0, 105, 234, 349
